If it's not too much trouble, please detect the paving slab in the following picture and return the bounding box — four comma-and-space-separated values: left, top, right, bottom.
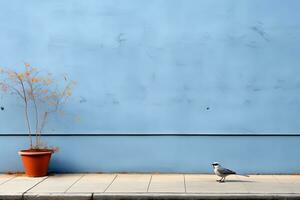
239, 175, 276, 182
26, 174, 83, 194
273, 175, 300, 193
66, 174, 116, 193
238, 175, 294, 194
274, 175, 300, 183
0, 175, 46, 195
185, 174, 248, 194
105, 174, 151, 193
0, 175, 15, 186
148, 174, 185, 193
0, 173, 300, 199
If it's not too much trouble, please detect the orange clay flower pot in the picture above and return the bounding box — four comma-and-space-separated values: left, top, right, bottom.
18, 149, 53, 177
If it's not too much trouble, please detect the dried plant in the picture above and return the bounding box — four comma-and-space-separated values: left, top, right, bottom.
0, 63, 75, 150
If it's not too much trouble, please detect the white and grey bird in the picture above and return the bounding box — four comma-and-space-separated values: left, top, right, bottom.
212, 162, 249, 183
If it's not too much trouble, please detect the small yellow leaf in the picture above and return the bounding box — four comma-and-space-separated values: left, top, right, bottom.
31, 77, 39, 83
17, 73, 24, 80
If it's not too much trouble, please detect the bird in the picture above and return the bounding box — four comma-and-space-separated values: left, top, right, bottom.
211, 162, 249, 183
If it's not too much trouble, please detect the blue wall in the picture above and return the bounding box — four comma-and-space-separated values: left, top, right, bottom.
0, 135, 300, 174
1, 0, 300, 133
0, 0, 300, 173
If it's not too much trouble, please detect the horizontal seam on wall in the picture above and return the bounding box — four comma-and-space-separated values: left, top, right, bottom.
0, 134, 300, 136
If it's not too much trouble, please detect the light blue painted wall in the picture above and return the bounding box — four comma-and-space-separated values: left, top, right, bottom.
0, 0, 300, 133
0, 0, 300, 173
0, 136, 300, 173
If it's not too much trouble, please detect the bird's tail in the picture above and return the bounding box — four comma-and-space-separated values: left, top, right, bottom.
237, 174, 250, 177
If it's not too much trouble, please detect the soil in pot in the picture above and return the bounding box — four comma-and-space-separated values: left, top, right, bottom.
18, 149, 53, 177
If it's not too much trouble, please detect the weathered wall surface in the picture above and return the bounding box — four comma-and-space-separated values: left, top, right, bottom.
1, 135, 300, 173
0, 0, 300, 173
1, 0, 300, 133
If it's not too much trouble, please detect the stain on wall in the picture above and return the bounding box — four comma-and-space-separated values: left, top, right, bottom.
0, 0, 300, 133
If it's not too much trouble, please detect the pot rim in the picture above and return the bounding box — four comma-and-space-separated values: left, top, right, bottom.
18, 150, 53, 156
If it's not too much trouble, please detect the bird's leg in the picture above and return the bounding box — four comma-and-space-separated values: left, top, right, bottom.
216, 178, 222, 182
219, 177, 225, 183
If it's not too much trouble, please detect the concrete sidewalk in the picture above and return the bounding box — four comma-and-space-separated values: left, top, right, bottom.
0, 173, 300, 200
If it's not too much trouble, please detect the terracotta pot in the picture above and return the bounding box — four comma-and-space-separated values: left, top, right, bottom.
18, 149, 53, 177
